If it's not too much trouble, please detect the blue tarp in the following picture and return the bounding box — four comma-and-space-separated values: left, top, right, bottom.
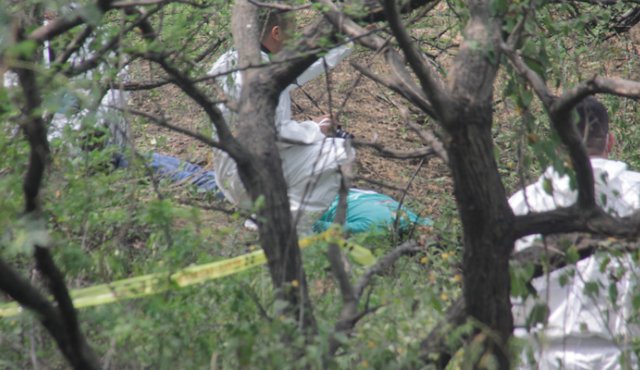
149, 153, 220, 193
141, 153, 429, 234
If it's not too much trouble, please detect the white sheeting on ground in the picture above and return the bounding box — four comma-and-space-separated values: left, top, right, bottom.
208, 45, 355, 229
509, 158, 640, 369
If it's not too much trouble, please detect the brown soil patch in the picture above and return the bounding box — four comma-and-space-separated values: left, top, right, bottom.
128, 46, 455, 224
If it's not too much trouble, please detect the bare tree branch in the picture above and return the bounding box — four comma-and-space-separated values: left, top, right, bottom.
502, 44, 597, 208
27, 0, 115, 42
327, 240, 423, 357
326, 170, 359, 355
316, 0, 440, 120
110, 106, 225, 150
505, 8, 531, 50
247, 0, 312, 11
543, 78, 640, 209
0, 258, 100, 370
122, 46, 314, 92
420, 230, 640, 368
353, 139, 436, 159
383, 0, 449, 119
354, 0, 440, 23
8, 23, 101, 369
111, 0, 207, 7
143, 52, 239, 155
53, 26, 93, 66
315, 0, 386, 50
122, 77, 174, 90
354, 241, 422, 298
351, 61, 435, 117
66, 5, 162, 77
33, 247, 101, 370
392, 158, 426, 235
15, 63, 49, 215
513, 204, 640, 240
553, 76, 640, 114
28, 15, 85, 43
193, 36, 226, 63
405, 121, 449, 164
501, 44, 555, 109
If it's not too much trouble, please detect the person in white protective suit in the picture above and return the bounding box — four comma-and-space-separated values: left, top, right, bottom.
2, 10, 129, 159
509, 97, 640, 370
44, 24, 129, 155
208, 10, 355, 230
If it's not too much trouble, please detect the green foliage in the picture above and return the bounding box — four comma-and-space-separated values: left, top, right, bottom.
3, 0, 640, 368
510, 262, 535, 299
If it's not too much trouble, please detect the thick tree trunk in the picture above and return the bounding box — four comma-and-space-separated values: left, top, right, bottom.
233, 77, 316, 332
229, 0, 317, 333
443, 2, 515, 368
447, 103, 515, 369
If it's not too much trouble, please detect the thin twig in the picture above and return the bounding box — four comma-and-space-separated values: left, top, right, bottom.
393, 158, 426, 235
355, 175, 406, 192
354, 241, 422, 298
404, 121, 448, 163
383, 0, 449, 119
353, 139, 436, 159
247, 0, 312, 11
109, 105, 224, 150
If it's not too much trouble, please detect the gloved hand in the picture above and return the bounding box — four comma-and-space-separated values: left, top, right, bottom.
315, 116, 354, 139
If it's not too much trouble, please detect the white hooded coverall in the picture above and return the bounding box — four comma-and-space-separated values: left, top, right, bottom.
509, 158, 640, 370
208, 45, 354, 226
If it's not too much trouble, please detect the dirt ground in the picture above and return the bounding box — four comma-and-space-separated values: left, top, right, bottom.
128, 23, 640, 229
129, 46, 454, 225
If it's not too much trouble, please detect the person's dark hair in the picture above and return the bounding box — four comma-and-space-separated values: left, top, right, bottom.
257, 9, 289, 41
575, 96, 609, 155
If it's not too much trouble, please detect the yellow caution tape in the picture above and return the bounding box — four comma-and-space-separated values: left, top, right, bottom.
0, 228, 375, 317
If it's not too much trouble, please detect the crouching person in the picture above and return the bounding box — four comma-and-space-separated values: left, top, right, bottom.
209, 9, 355, 232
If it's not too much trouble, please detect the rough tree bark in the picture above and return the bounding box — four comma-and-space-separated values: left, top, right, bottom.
325, 0, 517, 364
445, 110, 515, 368
229, 0, 321, 331
442, 3, 516, 368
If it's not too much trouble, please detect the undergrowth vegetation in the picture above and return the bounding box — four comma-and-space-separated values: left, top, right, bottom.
1, 0, 640, 369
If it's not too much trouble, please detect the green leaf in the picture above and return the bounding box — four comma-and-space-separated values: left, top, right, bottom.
526, 303, 549, 329
559, 273, 569, 287
566, 245, 579, 264
599, 256, 611, 273
633, 294, 640, 310
542, 178, 553, 196
608, 283, 618, 306
584, 281, 600, 297
252, 195, 266, 213
6, 40, 37, 59
510, 262, 535, 298
490, 0, 508, 16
